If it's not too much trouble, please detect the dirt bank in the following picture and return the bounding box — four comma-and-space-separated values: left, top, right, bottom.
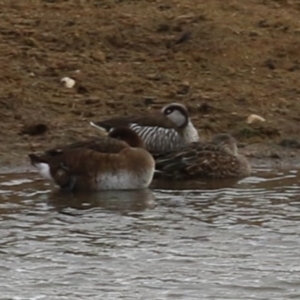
1, 0, 300, 170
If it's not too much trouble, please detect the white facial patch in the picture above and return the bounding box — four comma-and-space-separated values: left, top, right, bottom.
35, 162, 53, 180
167, 110, 186, 127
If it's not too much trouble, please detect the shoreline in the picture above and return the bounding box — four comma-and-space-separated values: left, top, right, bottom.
1, 142, 300, 176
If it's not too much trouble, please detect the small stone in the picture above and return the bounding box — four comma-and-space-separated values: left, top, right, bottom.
247, 114, 266, 124
61, 77, 76, 88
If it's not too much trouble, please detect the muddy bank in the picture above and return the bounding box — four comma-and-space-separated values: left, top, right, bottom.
1, 0, 300, 170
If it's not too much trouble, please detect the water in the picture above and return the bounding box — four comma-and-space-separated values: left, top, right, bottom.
1, 168, 300, 299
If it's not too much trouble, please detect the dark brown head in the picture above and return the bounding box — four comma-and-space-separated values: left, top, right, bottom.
28, 154, 41, 166
108, 127, 145, 148
161, 103, 189, 128
211, 133, 238, 156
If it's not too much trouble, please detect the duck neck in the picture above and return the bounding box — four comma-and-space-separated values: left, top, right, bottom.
181, 121, 199, 143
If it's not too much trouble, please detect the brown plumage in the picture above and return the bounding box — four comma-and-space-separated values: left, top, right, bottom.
155, 134, 251, 179
45, 125, 145, 156
28, 127, 155, 191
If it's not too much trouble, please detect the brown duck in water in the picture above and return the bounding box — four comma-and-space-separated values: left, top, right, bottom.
28, 127, 155, 191
155, 133, 251, 180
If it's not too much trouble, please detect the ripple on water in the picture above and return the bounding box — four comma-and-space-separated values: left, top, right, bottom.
0, 169, 300, 299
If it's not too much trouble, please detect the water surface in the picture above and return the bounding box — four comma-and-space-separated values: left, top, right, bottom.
0, 168, 300, 299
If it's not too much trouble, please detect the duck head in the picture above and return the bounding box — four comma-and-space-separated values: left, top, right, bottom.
211, 133, 238, 156
161, 103, 189, 128
108, 127, 145, 148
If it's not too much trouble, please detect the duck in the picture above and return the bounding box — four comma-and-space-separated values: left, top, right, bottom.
155, 133, 251, 179
90, 103, 199, 154
28, 127, 155, 191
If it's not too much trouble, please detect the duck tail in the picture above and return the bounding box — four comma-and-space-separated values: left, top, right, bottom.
89, 122, 109, 134
28, 154, 53, 180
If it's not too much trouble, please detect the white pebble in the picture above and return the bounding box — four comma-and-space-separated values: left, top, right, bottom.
247, 114, 265, 124
61, 77, 76, 88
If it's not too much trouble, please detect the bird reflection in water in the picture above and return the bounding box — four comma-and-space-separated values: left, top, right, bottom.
47, 188, 156, 214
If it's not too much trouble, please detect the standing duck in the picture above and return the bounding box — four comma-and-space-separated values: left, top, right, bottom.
90, 103, 199, 153
28, 127, 155, 191
155, 133, 251, 179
